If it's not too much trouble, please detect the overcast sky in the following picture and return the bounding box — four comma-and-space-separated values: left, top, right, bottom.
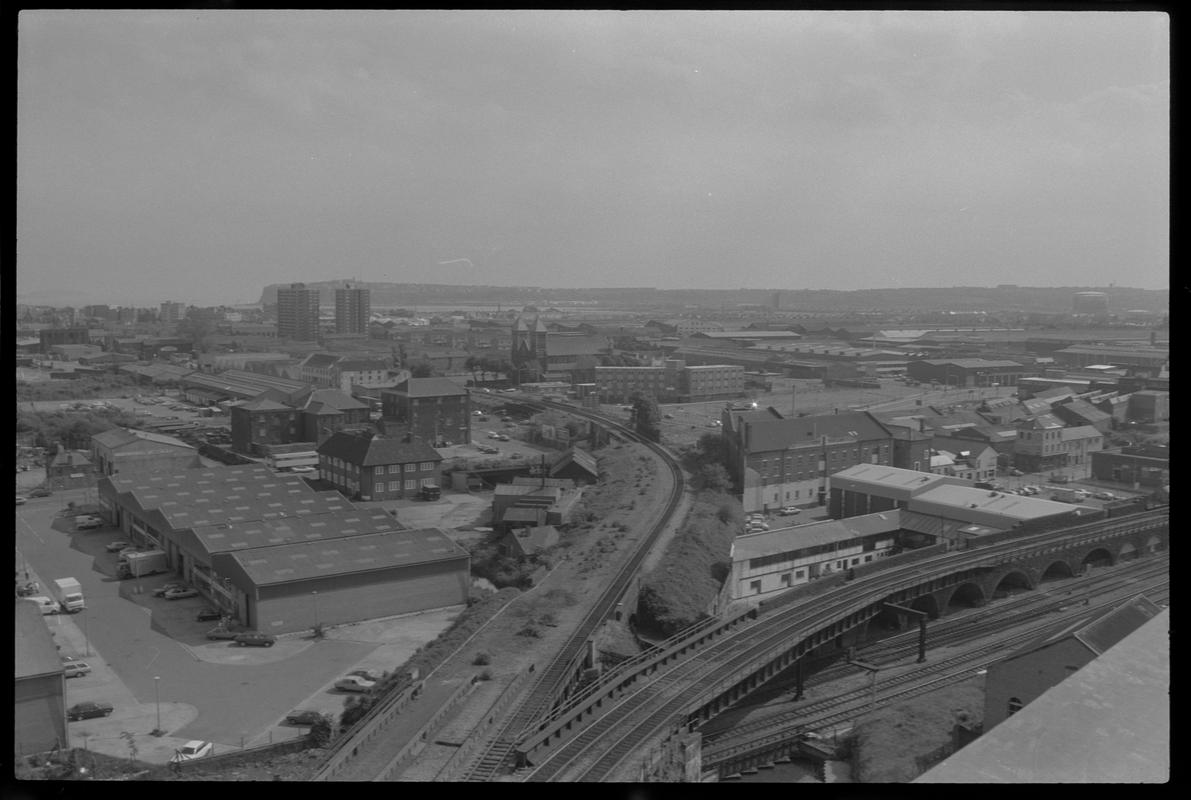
18, 10, 1168, 307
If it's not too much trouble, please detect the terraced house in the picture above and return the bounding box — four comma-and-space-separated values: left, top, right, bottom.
317, 431, 443, 501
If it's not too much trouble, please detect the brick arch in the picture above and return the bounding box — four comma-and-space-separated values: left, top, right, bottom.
1080, 546, 1116, 568
1118, 541, 1139, 561
909, 593, 941, 620
1144, 535, 1164, 554
989, 569, 1035, 598
942, 581, 986, 611
1039, 559, 1077, 581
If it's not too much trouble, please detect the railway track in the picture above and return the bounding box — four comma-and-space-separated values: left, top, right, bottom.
702, 559, 1170, 758
705, 554, 1171, 726
457, 399, 688, 780
520, 511, 1168, 781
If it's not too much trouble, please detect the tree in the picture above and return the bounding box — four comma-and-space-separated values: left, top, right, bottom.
629, 392, 661, 442
175, 308, 218, 352
465, 356, 480, 385
694, 463, 733, 493
410, 360, 434, 378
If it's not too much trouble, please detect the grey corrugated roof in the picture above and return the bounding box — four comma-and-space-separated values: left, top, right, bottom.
231, 527, 467, 585
392, 377, 469, 398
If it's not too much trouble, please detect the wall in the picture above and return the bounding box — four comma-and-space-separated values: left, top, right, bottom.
983, 637, 1091, 730
251, 557, 470, 634
14, 674, 66, 757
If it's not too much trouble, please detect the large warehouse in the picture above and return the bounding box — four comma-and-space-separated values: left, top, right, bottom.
97, 465, 470, 633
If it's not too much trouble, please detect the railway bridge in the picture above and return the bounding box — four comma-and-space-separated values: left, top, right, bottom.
514, 510, 1168, 781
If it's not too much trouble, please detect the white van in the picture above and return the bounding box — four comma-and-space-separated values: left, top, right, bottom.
25, 596, 59, 615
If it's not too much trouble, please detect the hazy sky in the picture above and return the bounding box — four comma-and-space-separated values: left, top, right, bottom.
18, 10, 1168, 306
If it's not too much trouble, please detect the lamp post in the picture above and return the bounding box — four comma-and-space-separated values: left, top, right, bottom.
83, 609, 90, 657
312, 590, 319, 631
153, 675, 162, 735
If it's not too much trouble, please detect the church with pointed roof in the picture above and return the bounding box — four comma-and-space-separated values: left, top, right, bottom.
510, 315, 607, 383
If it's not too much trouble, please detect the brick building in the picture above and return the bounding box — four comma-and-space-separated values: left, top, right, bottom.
317, 432, 442, 501
381, 378, 470, 446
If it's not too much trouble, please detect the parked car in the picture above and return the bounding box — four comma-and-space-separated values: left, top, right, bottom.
1008, 468, 1024, 477
495, 434, 509, 441
16, 496, 26, 505
778, 507, 801, 516
196, 607, 222, 621
348, 669, 380, 682
29, 488, 52, 498
1021, 486, 1040, 495
74, 515, 103, 530
67, 701, 114, 721
164, 587, 199, 600
234, 632, 276, 647
105, 540, 132, 553
1050, 474, 1070, 484
335, 676, 376, 693
153, 582, 188, 597
169, 740, 213, 762
63, 661, 92, 678
1093, 491, 1117, 501
206, 627, 242, 640
748, 513, 765, 522
284, 709, 325, 726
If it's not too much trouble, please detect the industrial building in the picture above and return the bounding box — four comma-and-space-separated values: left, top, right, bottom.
276, 282, 321, 342
828, 464, 1088, 546
1071, 291, 1110, 315
905, 358, 1031, 388
594, 359, 744, 403
317, 432, 443, 501
15, 600, 67, 758
727, 512, 901, 602
91, 428, 202, 477
722, 408, 902, 514
96, 465, 470, 633
381, 377, 471, 446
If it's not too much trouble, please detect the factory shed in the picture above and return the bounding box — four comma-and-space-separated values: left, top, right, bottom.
211, 527, 469, 633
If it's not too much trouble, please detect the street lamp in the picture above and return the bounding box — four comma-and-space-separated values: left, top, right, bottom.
153, 676, 162, 736
83, 609, 90, 657
312, 590, 319, 630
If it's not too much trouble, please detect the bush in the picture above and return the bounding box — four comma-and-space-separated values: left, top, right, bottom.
472, 651, 492, 666
517, 624, 541, 639
478, 669, 493, 682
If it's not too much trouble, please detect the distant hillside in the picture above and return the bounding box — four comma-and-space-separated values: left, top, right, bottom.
258, 281, 1167, 314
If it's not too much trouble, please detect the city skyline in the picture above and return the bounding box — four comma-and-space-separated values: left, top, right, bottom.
18, 10, 1169, 306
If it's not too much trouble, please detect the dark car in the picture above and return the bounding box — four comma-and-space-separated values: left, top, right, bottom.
196, 607, 222, 621
284, 709, 325, 726
67, 701, 114, 721
28, 488, 53, 498
234, 632, 276, 647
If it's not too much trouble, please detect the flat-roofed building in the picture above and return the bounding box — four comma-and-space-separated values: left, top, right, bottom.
728, 512, 902, 602
91, 428, 202, 477
1014, 413, 1067, 473
334, 284, 371, 335
276, 282, 320, 342
381, 377, 470, 446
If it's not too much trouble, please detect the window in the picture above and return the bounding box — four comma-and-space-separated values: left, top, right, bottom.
373, 466, 384, 476
1007, 697, 1024, 716
750, 580, 762, 595
388, 464, 399, 474
405, 479, 417, 490
420, 462, 435, 471
795, 570, 805, 578
389, 482, 400, 492
780, 573, 792, 587
421, 478, 436, 487
405, 463, 416, 473
864, 555, 873, 563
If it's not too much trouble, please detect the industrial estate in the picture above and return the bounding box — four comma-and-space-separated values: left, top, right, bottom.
15, 282, 1168, 782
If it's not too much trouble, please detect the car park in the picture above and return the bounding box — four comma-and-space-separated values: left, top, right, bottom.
196, 607, 222, 621
67, 701, 114, 721
335, 675, 376, 693
284, 709, 325, 726
63, 661, 92, 678
105, 540, 132, 553
234, 632, 276, 647
169, 740, 214, 762
164, 587, 199, 600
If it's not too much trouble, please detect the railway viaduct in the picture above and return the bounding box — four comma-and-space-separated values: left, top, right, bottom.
514, 510, 1168, 779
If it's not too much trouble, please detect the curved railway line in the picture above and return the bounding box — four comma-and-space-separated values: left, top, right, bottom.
702, 555, 1169, 763
519, 510, 1168, 782
456, 398, 688, 780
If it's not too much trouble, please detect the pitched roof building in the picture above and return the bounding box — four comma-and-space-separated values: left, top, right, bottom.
317, 432, 442, 501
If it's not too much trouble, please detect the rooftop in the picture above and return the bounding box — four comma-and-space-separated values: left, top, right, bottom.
192, 509, 403, 553
230, 527, 467, 585
389, 377, 469, 398
317, 432, 442, 466
91, 428, 196, 451
911, 484, 1079, 521
732, 511, 902, 561
917, 609, 1169, 783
